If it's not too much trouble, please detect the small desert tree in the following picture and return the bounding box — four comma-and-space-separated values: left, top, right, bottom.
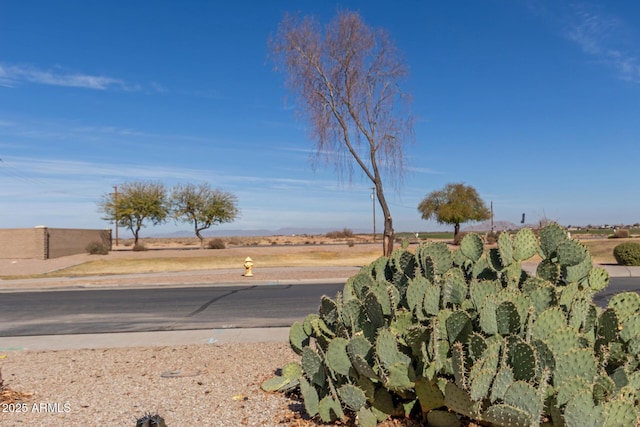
270, 10, 413, 257
170, 183, 239, 248
99, 181, 169, 246
418, 183, 490, 237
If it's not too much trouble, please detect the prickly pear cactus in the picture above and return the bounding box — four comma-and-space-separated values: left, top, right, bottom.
262, 225, 640, 426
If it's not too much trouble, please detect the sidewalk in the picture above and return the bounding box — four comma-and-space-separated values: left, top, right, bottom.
1, 263, 639, 352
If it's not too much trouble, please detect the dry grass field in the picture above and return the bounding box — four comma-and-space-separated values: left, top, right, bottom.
0, 232, 629, 280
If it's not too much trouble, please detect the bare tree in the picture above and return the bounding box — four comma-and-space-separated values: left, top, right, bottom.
270, 10, 413, 256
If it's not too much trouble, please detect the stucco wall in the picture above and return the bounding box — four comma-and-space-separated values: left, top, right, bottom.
0, 227, 112, 260
47, 228, 112, 259
0, 228, 47, 259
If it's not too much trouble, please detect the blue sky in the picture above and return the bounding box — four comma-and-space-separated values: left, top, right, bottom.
1, 1, 639, 237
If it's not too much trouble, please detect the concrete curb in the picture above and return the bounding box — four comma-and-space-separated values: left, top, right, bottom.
0, 277, 352, 293
0, 327, 292, 352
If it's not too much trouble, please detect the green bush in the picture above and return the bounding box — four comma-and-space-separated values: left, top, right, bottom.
613, 241, 640, 266
263, 224, 640, 426
86, 241, 109, 255
206, 238, 226, 250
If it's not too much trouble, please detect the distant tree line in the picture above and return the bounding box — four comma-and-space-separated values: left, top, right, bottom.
99, 181, 239, 248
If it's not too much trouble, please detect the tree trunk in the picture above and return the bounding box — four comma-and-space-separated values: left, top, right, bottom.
132, 223, 141, 246
375, 185, 394, 257
196, 230, 204, 249
383, 214, 394, 257
454, 223, 460, 237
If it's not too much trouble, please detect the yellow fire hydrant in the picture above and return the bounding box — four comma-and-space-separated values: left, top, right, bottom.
243, 257, 254, 277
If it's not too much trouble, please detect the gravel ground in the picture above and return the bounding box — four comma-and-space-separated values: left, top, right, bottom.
1, 342, 310, 426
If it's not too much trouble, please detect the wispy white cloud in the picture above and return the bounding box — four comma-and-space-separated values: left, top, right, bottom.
407, 166, 442, 175
0, 156, 339, 194
0, 63, 138, 90
564, 3, 640, 83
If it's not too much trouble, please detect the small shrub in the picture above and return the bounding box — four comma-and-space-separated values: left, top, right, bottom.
612, 228, 630, 238
325, 228, 354, 239
347, 240, 355, 247
86, 241, 109, 255
485, 230, 499, 244
613, 241, 640, 266
207, 238, 226, 250
132, 243, 147, 252
227, 237, 242, 246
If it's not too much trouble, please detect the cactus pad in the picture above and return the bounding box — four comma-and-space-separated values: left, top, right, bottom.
557, 239, 588, 267
446, 310, 473, 345
482, 403, 532, 427
326, 337, 352, 376
415, 376, 445, 413
289, 321, 309, 355
539, 223, 567, 259
564, 390, 604, 427
503, 381, 544, 424
302, 347, 325, 387
442, 267, 468, 306
608, 292, 640, 322
512, 228, 538, 261
602, 399, 638, 427
497, 232, 514, 266
496, 301, 521, 336
318, 395, 344, 423
427, 410, 462, 427
337, 384, 367, 411
508, 338, 537, 382
416, 241, 452, 276
298, 376, 319, 417
587, 267, 609, 291
490, 366, 514, 403
460, 232, 484, 262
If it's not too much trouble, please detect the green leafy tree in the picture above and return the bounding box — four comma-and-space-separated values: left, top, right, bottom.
269, 10, 414, 257
99, 181, 169, 246
170, 183, 239, 249
417, 183, 490, 237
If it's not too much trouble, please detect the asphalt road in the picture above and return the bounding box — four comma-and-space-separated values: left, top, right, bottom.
0, 283, 344, 337
0, 278, 638, 337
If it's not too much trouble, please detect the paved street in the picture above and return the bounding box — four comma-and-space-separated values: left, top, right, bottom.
0, 282, 344, 336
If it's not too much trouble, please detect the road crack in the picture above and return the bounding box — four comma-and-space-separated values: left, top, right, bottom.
185, 286, 258, 318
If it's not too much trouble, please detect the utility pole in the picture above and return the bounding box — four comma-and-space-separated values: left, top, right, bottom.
491, 201, 494, 233
371, 187, 376, 242
113, 185, 119, 247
